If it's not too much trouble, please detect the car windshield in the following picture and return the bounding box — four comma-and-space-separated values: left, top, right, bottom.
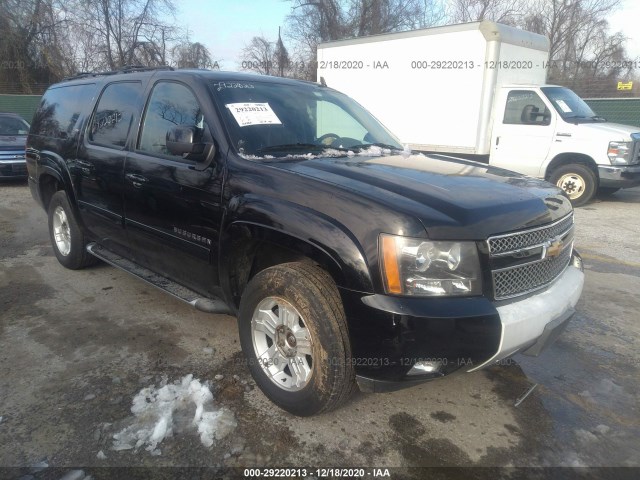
209, 79, 403, 157
0, 116, 30, 135
540, 87, 603, 122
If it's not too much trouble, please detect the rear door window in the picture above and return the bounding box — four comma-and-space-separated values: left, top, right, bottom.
89, 82, 142, 148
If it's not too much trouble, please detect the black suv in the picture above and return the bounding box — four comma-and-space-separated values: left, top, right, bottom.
1, 112, 30, 178
27, 67, 584, 416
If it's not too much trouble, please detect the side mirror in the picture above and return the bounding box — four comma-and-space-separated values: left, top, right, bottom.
166, 126, 205, 156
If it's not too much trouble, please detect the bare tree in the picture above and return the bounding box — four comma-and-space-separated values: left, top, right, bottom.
171, 41, 215, 69
241, 36, 277, 75
72, 0, 180, 70
0, 0, 71, 92
285, 0, 447, 80
450, 0, 525, 25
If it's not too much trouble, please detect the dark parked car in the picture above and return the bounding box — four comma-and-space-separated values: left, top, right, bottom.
26, 67, 584, 416
0, 112, 30, 178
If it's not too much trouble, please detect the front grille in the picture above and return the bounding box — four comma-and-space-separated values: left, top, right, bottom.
488, 214, 574, 255
487, 213, 574, 300
492, 246, 572, 299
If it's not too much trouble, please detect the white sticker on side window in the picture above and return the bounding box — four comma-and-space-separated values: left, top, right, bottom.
555, 99, 572, 113
226, 103, 282, 127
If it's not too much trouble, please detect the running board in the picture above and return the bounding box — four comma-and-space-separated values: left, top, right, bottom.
86, 242, 233, 315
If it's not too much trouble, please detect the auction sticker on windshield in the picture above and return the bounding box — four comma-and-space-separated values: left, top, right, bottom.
226, 103, 282, 127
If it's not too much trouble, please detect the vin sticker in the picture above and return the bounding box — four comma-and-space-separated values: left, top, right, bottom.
226, 102, 282, 127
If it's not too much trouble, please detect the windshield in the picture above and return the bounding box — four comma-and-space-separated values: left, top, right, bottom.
0, 116, 30, 135
210, 80, 403, 157
540, 87, 602, 122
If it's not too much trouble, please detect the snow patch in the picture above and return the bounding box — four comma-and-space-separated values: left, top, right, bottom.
111, 374, 235, 455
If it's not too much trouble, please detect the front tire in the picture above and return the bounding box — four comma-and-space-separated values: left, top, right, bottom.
47, 190, 95, 269
238, 262, 355, 416
549, 164, 597, 207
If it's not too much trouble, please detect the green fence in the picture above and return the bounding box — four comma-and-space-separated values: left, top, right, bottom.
0, 94, 42, 123
584, 98, 640, 128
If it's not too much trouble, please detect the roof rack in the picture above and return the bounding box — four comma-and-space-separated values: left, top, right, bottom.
63, 65, 175, 82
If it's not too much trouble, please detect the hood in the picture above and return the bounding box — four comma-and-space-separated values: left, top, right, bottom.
272, 153, 572, 240
564, 122, 640, 141
0, 134, 27, 150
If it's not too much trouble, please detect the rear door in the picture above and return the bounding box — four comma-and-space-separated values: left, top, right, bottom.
75, 81, 144, 250
123, 80, 224, 297
490, 89, 555, 177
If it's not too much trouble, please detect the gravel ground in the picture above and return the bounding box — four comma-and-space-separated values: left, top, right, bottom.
0, 180, 638, 478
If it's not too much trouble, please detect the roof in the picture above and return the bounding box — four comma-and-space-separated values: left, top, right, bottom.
57, 67, 319, 89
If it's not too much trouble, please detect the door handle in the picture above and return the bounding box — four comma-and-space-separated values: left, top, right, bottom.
495, 136, 500, 146
126, 173, 148, 188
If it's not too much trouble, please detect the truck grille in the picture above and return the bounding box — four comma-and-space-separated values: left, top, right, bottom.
488, 214, 574, 255
487, 213, 574, 300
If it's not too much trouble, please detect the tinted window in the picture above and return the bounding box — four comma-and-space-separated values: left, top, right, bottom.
503, 90, 551, 126
138, 82, 207, 157
31, 84, 96, 139
89, 82, 142, 148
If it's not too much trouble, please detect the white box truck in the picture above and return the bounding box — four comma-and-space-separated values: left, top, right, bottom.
317, 21, 640, 206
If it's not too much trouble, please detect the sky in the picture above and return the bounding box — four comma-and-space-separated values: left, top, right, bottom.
175, 0, 640, 71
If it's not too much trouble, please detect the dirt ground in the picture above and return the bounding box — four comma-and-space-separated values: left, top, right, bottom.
1, 180, 638, 478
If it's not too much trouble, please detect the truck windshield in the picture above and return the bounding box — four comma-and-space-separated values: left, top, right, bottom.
0, 116, 29, 135
209, 80, 403, 157
540, 87, 604, 123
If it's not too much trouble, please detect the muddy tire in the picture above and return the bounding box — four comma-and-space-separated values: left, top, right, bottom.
549, 164, 597, 207
48, 190, 96, 269
238, 262, 355, 416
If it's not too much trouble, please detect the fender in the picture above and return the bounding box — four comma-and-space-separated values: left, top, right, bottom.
219, 194, 374, 306
35, 148, 87, 224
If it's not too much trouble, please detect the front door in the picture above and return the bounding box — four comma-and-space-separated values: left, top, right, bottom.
123, 80, 224, 297
490, 89, 555, 178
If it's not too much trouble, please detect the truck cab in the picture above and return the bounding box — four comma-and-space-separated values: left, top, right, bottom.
491, 84, 640, 205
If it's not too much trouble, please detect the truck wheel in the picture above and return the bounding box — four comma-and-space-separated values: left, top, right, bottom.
549, 164, 596, 207
48, 191, 96, 269
238, 262, 355, 416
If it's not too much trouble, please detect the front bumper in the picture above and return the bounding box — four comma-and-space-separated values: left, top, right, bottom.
0, 160, 27, 177
598, 164, 640, 188
344, 253, 584, 393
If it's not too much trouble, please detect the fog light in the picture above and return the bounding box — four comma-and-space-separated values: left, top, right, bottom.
407, 360, 442, 376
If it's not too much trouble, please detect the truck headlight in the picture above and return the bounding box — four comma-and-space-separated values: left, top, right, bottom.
380, 234, 482, 296
607, 141, 632, 165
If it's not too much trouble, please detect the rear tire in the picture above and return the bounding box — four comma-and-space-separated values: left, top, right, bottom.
48, 190, 96, 269
238, 262, 355, 416
549, 164, 597, 207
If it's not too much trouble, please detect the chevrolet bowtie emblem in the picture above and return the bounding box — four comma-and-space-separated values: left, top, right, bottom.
545, 239, 564, 258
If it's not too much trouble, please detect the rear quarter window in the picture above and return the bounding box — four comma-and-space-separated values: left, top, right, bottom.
31, 83, 96, 139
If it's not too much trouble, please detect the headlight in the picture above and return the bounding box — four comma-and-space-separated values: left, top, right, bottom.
607, 141, 632, 165
379, 234, 482, 297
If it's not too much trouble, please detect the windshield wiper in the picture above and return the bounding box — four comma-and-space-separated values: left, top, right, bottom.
256, 143, 323, 154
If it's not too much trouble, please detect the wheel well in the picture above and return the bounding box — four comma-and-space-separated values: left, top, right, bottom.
545, 153, 599, 182
39, 174, 63, 210
227, 237, 335, 310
